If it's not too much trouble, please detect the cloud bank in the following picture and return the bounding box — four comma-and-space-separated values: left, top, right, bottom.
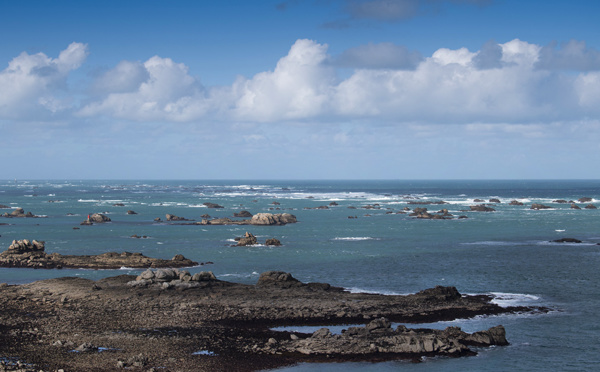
2, 38, 600, 126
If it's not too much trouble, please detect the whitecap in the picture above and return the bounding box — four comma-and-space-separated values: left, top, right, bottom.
333, 237, 378, 241
344, 287, 408, 296
119, 267, 136, 270
489, 292, 540, 307
192, 350, 216, 356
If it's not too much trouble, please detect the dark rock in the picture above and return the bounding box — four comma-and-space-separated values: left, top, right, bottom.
329, 202, 339, 206
531, 203, 552, 210
126, 210, 137, 215
552, 238, 582, 243
470, 205, 495, 212
578, 197, 593, 203
166, 213, 189, 221
509, 200, 524, 206
489, 198, 501, 203
553, 200, 568, 204
233, 210, 253, 218
585, 204, 597, 209
87, 213, 111, 223
113, 203, 125, 207
236, 232, 258, 246
473, 199, 485, 202
257, 271, 301, 287
571, 204, 581, 210
203, 202, 224, 209
271, 201, 281, 205
265, 238, 282, 246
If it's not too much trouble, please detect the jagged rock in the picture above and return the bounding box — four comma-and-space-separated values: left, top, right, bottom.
489, 198, 501, 203
2, 207, 40, 218
416, 286, 462, 301
578, 197, 593, 203
265, 238, 282, 246
85, 213, 111, 223
329, 202, 339, 206
127, 210, 137, 215
113, 203, 125, 207
7, 239, 45, 254
235, 232, 258, 246
509, 200, 524, 206
75, 342, 98, 352
553, 199, 568, 203
571, 203, 581, 210
531, 203, 552, 210
166, 213, 189, 221
585, 204, 597, 209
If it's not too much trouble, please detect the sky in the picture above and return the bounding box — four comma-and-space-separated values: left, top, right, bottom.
1, 0, 599, 180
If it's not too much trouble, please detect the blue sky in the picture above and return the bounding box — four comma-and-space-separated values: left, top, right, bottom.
1, 0, 599, 179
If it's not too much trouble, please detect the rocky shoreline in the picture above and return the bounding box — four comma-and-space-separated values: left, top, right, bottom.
0, 239, 199, 269
0, 271, 549, 371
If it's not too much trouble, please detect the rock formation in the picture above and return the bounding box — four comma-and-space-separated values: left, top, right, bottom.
470, 205, 496, 212
0, 239, 198, 269
530, 203, 552, 210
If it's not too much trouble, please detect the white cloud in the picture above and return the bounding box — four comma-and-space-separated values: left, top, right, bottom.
537, 40, 600, 71
0, 42, 88, 119
79, 56, 209, 122
4, 38, 600, 127
231, 39, 336, 121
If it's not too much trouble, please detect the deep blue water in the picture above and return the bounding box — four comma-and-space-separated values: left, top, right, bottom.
1, 179, 599, 371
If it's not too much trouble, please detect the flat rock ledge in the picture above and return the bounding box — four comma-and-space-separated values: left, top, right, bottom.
0, 271, 548, 371
183, 212, 297, 226
0, 239, 198, 269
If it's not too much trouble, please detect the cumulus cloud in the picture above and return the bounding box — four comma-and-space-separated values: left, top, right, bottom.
79, 56, 209, 122
334, 42, 423, 70
0, 42, 88, 118
4, 38, 600, 127
231, 39, 336, 121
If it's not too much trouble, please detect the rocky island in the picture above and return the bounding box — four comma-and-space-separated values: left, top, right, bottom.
0, 270, 547, 371
0, 239, 198, 269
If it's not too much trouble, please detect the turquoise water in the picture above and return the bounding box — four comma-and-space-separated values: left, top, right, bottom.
1, 179, 599, 371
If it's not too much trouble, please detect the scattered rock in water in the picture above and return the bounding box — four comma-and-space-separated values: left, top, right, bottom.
553, 199, 568, 204
470, 205, 496, 212
81, 213, 111, 225
235, 232, 258, 246
570, 204, 581, 210
126, 210, 137, 214
265, 238, 282, 246
585, 204, 597, 209
509, 200, 524, 206
489, 198, 501, 203
203, 202, 224, 209
2, 207, 41, 218
233, 210, 253, 218
166, 213, 190, 221
113, 203, 125, 207
531, 203, 552, 210
552, 238, 582, 243
578, 197, 593, 203
130, 234, 149, 239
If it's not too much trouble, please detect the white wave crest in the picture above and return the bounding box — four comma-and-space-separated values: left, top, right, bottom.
333, 237, 377, 241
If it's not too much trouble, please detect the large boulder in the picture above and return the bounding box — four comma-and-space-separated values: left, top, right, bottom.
530, 203, 552, 210
89, 213, 111, 223
7, 239, 45, 254
203, 202, 224, 209
250, 213, 297, 225
470, 205, 495, 212
257, 271, 301, 287
233, 210, 253, 218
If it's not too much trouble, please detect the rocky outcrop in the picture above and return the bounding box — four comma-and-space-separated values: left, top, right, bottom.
265, 238, 282, 246
0, 240, 198, 269
235, 232, 258, 246
409, 208, 453, 219
585, 204, 597, 209
553, 199, 568, 203
195, 213, 297, 226
0, 271, 548, 371
233, 210, 253, 218
1, 207, 40, 218
128, 268, 217, 288
578, 197, 593, 203
203, 202, 224, 209
531, 203, 552, 210
470, 205, 496, 212
80, 213, 111, 225
552, 238, 582, 243
166, 213, 190, 221
509, 200, 524, 206
127, 210, 137, 215
275, 318, 507, 357
489, 198, 501, 203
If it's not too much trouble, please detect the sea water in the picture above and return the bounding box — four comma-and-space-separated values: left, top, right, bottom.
0, 179, 599, 371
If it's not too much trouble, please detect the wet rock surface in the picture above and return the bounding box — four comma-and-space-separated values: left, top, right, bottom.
0, 271, 548, 371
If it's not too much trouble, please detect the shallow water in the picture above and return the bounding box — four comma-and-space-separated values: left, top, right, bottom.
1, 179, 599, 371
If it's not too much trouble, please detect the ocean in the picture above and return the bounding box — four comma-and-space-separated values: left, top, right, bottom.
1, 179, 599, 371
